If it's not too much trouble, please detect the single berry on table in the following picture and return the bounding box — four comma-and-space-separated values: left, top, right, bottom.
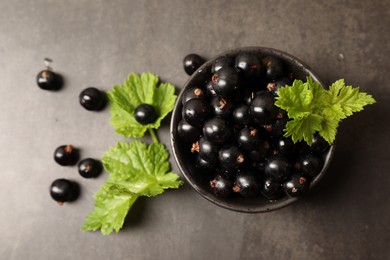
78, 158, 103, 178
36, 70, 62, 90
183, 54, 205, 75
79, 87, 106, 111
50, 179, 79, 205
54, 145, 79, 166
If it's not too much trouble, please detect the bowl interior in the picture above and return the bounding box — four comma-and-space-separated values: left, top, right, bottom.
170, 47, 334, 213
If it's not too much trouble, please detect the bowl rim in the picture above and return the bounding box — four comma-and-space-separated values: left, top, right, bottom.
170, 46, 335, 213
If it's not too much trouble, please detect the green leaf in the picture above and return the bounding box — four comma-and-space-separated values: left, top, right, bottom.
81, 183, 139, 235
275, 76, 376, 145
107, 72, 177, 138
283, 113, 323, 145
325, 80, 376, 117
82, 140, 183, 235
275, 79, 314, 118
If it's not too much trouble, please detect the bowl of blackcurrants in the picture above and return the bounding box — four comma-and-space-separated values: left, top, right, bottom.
170, 47, 335, 212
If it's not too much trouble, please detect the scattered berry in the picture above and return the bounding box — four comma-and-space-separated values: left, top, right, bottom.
79, 87, 106, 111
54, 145, 79, 166
50, 179, 79, 205
78, 158, 102, 178
183, 54, 205, 75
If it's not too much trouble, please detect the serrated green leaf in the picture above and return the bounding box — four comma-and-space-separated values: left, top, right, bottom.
82, 140, 183, 235
319, 118, 339, 144
107, 72, 177, 138
81, 183, 139, 235
283, 113, 323, 145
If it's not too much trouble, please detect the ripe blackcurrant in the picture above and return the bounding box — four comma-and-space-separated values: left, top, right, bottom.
263, 56, 285, 80
36, 70, 62, 90
54, 145, 79, 166
79, 87, 106, 111
210, 175, 233, 198
134, 104, 158, 125
264, 156, 292, 182
261, 178, 284, 201
78, 158, 103, 178
219, 144, 245, 170
250, 92, 278, 125
211, 67, 241, 98
50, 179, 79, 204
210, 97, 234, 119
234, 53, 263, 79
181, 87, 205, 105
295, 154, 323, 177
211, 56, 234, 74
233, 171, 260, 198
283, 174, 308, 197
203, 117, 233, 145
182, 99, 210, 128
183, 54, 205, 75
177, 119, 201, 143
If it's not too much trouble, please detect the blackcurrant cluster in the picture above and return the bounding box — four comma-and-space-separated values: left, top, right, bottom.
177, 52, 330, 201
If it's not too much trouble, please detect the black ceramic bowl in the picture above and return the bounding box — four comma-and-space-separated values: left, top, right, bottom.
170, 47, 335, 213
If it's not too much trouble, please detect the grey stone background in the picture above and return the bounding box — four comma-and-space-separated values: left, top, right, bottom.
1, 0, 389, 259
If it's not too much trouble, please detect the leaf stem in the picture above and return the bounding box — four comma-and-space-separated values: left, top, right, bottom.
148, 128, 159, 144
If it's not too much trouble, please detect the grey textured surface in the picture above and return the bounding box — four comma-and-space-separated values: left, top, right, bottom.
0, 0, 389, 259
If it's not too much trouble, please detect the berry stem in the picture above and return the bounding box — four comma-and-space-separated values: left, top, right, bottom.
148, 128, 159, 144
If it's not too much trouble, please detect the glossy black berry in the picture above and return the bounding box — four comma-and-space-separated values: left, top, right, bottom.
181, 87, 205, 105
211, 67, 241, 98
36, 70, 62, 90
234, 53, 263, 78
250, 92, 278, 125
183, 54, 205, 75
203, 117, 233, 145
177, 119, 201, 143
78, 158, 102, 178
261, 178, 284, 201
263, 56, 285, 80
272, 137, 297, 157
210, 97, 234, 118
191, 137, 219, 163
233, 171, 260, 197
264, 156, 292, 182
237, 127, 262, 151
211, 56, 234, 74
310, 134, 330, 153
283, 174, 308, 197
210, 175, 233, 198
219, 144, 245, 170
232, 105, 251, 128
79, 87, 106, 111
205, 81, 217, 97
295, 154, 323, 177
54, 145, 79, 166
134, 104, 158, 125
50, 179, 79, 204
182, 99, 210, 128
195, 156, 216, 173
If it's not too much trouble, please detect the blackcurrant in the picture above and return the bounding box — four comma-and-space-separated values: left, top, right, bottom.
264, 156, 292, 182
310, 134, 330, 153
210, 175, 233, 198
36, 70, 62, 90
177, 119, 201, 143
79, 87, 106, 111
183, 54, 205, 75
50, 179, 79, 204
233, 171, 260, 198
182, 99, 210, 128
203, 117, 233, 145
266, 78, 291, 96
78, 158, 103, 178
134, 104, 158, 125
283, 174, 309, 197
211, 67, 241, 98
261, 178, 284, 201
210, 97, 234, 119
195, 156, 216, 173
211, 56, 234, 74
54, 145, 79, 166
250, 92, 278, 125
237, 127, 262, 151
295, 154, 323, 177
272, 137, 297, 157
191, 137, 219, 163
263, 56, 285, 80
232, 105, 251, 128
181, 87, 205, 105
234, 53, 263, 79
219, 144, 245, 170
